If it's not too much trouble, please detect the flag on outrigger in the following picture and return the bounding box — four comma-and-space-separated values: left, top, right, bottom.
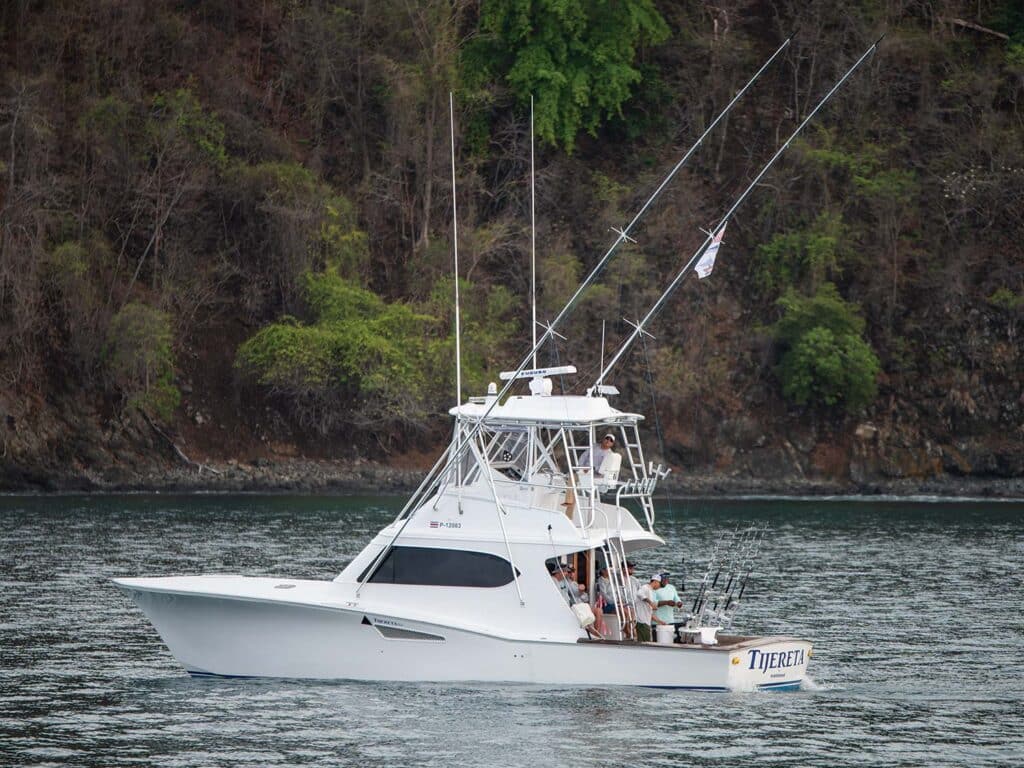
695, 223, 726, 279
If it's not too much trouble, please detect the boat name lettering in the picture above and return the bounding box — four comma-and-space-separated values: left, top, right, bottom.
428, 521, 462, 529
746, 648, 805, 672
373, 617, 402, 627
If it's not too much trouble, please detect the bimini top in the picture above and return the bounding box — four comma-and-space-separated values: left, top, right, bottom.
449, 393, 643, 427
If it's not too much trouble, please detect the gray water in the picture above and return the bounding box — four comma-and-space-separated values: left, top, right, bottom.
1, 494, 1022, 767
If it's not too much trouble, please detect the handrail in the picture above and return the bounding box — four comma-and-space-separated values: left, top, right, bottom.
593, 505, 636, 640
560, 428, 591, 532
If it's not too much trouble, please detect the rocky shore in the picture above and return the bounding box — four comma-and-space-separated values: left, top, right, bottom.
3, 454, 1023, 498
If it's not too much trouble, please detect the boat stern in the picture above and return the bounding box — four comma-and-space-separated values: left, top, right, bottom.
724, 636, 812, 692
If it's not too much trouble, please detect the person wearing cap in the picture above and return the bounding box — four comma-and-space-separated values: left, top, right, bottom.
565, 564, 586, 605
635, 573, 663, 642
548, 560, 569, 604
579, 433, 617, 477
654, 572, 683, 626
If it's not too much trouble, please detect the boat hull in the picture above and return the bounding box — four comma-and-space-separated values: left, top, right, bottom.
116, 581, 810, 690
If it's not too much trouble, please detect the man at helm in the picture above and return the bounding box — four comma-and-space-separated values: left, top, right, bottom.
580, 433, 616, 477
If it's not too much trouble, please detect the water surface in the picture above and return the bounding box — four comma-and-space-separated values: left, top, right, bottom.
2, 494, 1022, 766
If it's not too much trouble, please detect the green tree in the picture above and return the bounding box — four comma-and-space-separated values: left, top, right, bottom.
225, 162, 368, 313
105, 303, 180, 420
236, 270, 437, 434
772, 284, 880, 413
422, 276, 518, 398
470, 0, 669, 150
754, 211, 847, 295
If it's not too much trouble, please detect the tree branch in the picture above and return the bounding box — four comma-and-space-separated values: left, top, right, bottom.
938, 17, 1010, 41
141, 410, 222, 475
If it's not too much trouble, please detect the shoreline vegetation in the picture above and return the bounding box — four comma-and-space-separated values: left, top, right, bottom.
3, 457, 1022, 498
2, 4, 1021, 498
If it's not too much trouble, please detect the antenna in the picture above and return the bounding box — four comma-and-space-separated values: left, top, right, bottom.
530, 94, 538, 368
449, 92, 462, 408
594, 36, 883, 386
449, 92, 466, 500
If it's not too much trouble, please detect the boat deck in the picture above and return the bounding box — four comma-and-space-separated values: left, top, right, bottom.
577, 634, 797, 650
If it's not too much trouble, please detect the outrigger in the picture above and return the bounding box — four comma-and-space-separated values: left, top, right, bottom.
114, 35, 882, 688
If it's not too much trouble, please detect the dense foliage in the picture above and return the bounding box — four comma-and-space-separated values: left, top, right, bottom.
469, 0, 670, 149
105, 303, 180, 420
236, 271, 435, 433
1, 0, 1022, 476
772, 285, 880, 413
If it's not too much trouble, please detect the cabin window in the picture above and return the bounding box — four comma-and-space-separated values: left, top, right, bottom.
362, 546, 518, 588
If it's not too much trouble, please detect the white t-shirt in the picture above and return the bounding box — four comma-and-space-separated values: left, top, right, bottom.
635, 583, 655, 624
580, 444, 611, 472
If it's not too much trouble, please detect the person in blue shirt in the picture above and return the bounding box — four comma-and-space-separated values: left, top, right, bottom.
653, 572, 683, 626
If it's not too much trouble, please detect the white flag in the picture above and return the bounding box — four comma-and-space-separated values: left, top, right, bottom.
695, 223, 726, 279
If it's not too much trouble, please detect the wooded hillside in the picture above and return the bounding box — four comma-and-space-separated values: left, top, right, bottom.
1, 1, 1022, 490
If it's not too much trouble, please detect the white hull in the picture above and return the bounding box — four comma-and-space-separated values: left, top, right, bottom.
116, 578, 810, 691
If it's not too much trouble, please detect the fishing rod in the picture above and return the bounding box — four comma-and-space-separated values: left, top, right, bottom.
591, 35, 884, 389
713, 526, 755, 613
692, 524, 764, 626
689, 537, 721, 613
710, 527, 749, 614
354, 41, 794, 596
690, 528, 733, 618
388, 37, 792, 519
721, 525, 768, 621
693, 527, 736, 615
704, 524, 765, 624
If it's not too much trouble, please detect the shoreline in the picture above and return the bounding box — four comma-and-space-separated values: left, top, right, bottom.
3, 457, 1023, 499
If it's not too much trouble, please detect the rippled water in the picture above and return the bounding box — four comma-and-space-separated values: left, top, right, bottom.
1, 494, 1022, 766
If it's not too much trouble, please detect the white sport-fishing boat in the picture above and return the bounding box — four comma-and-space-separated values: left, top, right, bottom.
115, 35, 883, 689
115, 368, 810, 690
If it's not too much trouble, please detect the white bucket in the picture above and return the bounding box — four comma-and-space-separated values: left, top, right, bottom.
655, 624, 675, 645
572, 602, 595, 628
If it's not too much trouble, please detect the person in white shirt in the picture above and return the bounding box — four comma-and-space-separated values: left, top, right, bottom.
564, 564, 586, 604
635, 574, 662, 642
579, 434, 616, 476
563, 434, 617, 515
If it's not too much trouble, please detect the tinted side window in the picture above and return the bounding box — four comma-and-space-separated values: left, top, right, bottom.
363, 546, 517, 588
